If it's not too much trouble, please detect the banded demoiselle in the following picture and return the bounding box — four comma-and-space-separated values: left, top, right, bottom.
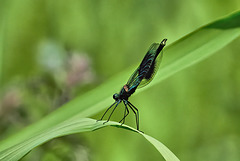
99, 39, 167, 131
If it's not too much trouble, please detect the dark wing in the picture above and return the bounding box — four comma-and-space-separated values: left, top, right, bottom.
126, 42, 163, 90
126, 66, 141, 90
138, 46, 163, 88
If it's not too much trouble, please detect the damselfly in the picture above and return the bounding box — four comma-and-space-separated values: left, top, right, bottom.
99, 39, 167, 131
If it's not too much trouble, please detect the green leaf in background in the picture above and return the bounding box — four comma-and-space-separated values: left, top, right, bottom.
0, 23, 3, 86
0, 11, 240, 161
0, 118, 179, 161
0, 3, 7, 87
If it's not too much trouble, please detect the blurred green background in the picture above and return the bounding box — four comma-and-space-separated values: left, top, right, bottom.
0, 0, 240, 161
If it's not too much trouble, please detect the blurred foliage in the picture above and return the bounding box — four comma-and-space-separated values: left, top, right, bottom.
0, 0, 240, 161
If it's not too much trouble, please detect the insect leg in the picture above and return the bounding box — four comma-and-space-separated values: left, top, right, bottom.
118, 105, 126, 124
127, 101, 139, 130
103, 101, 121, 124
119, 100, 129, 125
98, 101, 117, 121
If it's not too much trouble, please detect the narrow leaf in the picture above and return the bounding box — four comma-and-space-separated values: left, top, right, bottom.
0, 118, 179, 161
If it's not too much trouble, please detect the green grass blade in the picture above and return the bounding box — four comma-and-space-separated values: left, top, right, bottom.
0, 24, 3, 87
0, 10, 240, 161
0, 10, 6, 88
0, 118, 179, 161
149, 11, 240, 88
142, 134, 179, 161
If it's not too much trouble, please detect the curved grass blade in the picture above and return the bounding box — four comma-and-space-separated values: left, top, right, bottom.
0, 118, 179, 161
147, 11, 240, 88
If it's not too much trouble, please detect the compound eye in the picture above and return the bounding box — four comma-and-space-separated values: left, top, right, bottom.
113, 93, 118, 100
